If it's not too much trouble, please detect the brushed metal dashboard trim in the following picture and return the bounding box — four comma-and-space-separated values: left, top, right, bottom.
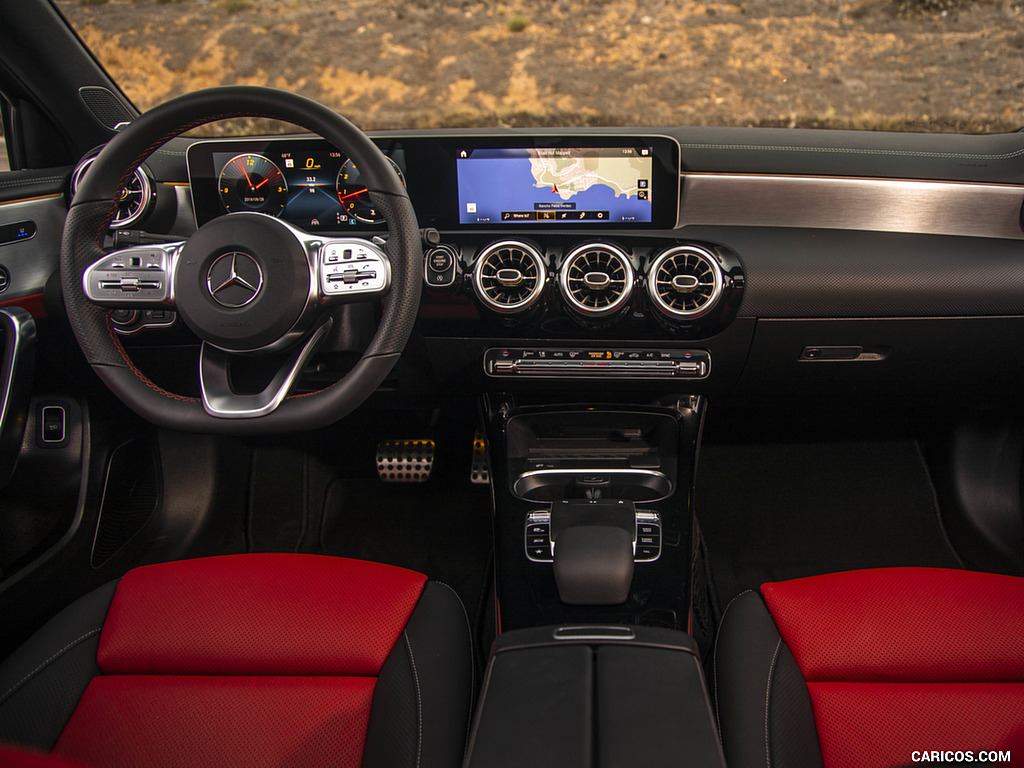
678, 174, 1024, 240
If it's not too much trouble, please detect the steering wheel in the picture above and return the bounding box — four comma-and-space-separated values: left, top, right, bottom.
61, 86, 422, 435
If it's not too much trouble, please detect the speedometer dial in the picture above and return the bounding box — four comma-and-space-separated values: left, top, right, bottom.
336, 156, 405, 224
218, 153, 288, 216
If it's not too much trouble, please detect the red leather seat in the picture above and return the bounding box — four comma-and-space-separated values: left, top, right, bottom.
0, 554, 473, 768
714, 567, 1024, 768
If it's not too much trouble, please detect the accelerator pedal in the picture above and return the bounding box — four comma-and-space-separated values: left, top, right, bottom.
471, 430, 490, 485
376, 439, 435, 483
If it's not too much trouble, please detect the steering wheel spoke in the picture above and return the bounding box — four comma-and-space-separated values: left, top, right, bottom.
83, 242, 182, 308
199, 317, 333, 419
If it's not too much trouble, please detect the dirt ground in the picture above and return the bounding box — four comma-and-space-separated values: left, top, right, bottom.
58, 0, 1024, 133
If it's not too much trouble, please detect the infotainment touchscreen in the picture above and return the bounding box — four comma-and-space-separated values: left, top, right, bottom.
456, 147, 654, 225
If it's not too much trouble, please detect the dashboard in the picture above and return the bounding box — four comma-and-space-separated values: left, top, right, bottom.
4, 125, 1024, 406
184, 134, 746, 386
181, 130, 1023, 403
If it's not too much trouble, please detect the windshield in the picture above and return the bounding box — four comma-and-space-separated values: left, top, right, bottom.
54, 0, 1024, 134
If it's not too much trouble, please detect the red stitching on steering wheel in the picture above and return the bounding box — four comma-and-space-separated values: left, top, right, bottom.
105, 315, 199, 403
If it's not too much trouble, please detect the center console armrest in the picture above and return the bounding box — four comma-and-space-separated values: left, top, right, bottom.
464, 626, 726, 768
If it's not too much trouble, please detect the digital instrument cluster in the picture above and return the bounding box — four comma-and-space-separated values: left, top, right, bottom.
189, 141, 407, 232
186, 134, 680, 232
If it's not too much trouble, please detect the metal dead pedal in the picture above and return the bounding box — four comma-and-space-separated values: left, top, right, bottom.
471, 430, 490, 485
376, 439, 435, 482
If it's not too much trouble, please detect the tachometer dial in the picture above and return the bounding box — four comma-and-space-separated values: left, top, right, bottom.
336, 156, 405, 224
218, 153, 288, 216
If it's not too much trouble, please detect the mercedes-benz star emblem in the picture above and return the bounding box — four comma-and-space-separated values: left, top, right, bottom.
206, 252, 264, 308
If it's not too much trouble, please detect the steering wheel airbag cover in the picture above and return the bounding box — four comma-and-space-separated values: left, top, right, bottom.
175, 213, 311, 352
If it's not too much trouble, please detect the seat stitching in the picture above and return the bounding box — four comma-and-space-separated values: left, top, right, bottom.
403, 631, 423, 768
0, 628, 102, 707
432, 580, 475, 751
712, 589, 754, 737
764, 638, 783, 768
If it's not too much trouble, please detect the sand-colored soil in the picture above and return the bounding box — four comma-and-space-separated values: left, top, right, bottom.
58, 0, 1024, 133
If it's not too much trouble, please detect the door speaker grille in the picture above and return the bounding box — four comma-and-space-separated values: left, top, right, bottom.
91, 438, 160, 567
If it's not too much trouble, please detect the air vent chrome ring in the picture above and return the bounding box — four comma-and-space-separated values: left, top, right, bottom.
472, 240, 547, 314
558, 242, 634, 318
646, 245, 723, 320
71, 156, 152, 229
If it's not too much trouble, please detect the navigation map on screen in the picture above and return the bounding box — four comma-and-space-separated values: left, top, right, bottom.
457, 147, 653, 224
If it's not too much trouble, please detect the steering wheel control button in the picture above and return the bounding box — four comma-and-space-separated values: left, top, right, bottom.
84, 245, 176, 306
207, 251, 264, 308
111, 309, 138, 325
319, 239, 390, 299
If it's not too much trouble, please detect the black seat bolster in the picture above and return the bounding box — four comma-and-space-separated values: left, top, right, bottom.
0, 580, 119, 751
713, 590, 824, 768
363, 581, 474, 768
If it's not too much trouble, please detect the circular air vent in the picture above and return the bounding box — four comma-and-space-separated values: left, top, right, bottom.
558, 243, 634, 318
646, 245, 723, 320
71, 156, 152, 229
472, 241, 547, 314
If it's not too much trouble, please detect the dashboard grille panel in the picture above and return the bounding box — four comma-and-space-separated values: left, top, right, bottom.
473, 241, 547, 313
647, 245, 723, 319
559, 243, 634, 317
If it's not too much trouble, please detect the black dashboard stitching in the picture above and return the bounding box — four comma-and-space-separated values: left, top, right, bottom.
0, 176, 66, 189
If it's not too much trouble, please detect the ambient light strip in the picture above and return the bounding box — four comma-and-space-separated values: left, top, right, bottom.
678, 174, 1024, 241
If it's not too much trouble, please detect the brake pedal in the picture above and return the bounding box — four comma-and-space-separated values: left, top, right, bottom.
471, 430, 490, 485
376, 439, 435, 483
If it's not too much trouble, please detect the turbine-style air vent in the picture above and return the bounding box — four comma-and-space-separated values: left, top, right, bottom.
472, 241, 547, 314
558, 243, 634, 318
71, 156, 152, 229
646, 245, 723, 320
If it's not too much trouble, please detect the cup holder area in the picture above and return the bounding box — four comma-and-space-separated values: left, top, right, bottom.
513, 469, 671, 502
506, 409, 678, 503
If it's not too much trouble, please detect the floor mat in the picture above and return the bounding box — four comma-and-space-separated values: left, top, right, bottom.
695, 439, 962, 611
319, 477, 493, 645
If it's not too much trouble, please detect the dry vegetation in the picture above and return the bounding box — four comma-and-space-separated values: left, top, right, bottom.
57, 0, 1024, 133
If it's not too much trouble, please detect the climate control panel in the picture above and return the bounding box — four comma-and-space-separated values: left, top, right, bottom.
484, 347, 710, 379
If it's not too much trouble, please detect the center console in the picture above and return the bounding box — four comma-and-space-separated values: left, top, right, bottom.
471, 397, 721, 766
484, 397, 702, 630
